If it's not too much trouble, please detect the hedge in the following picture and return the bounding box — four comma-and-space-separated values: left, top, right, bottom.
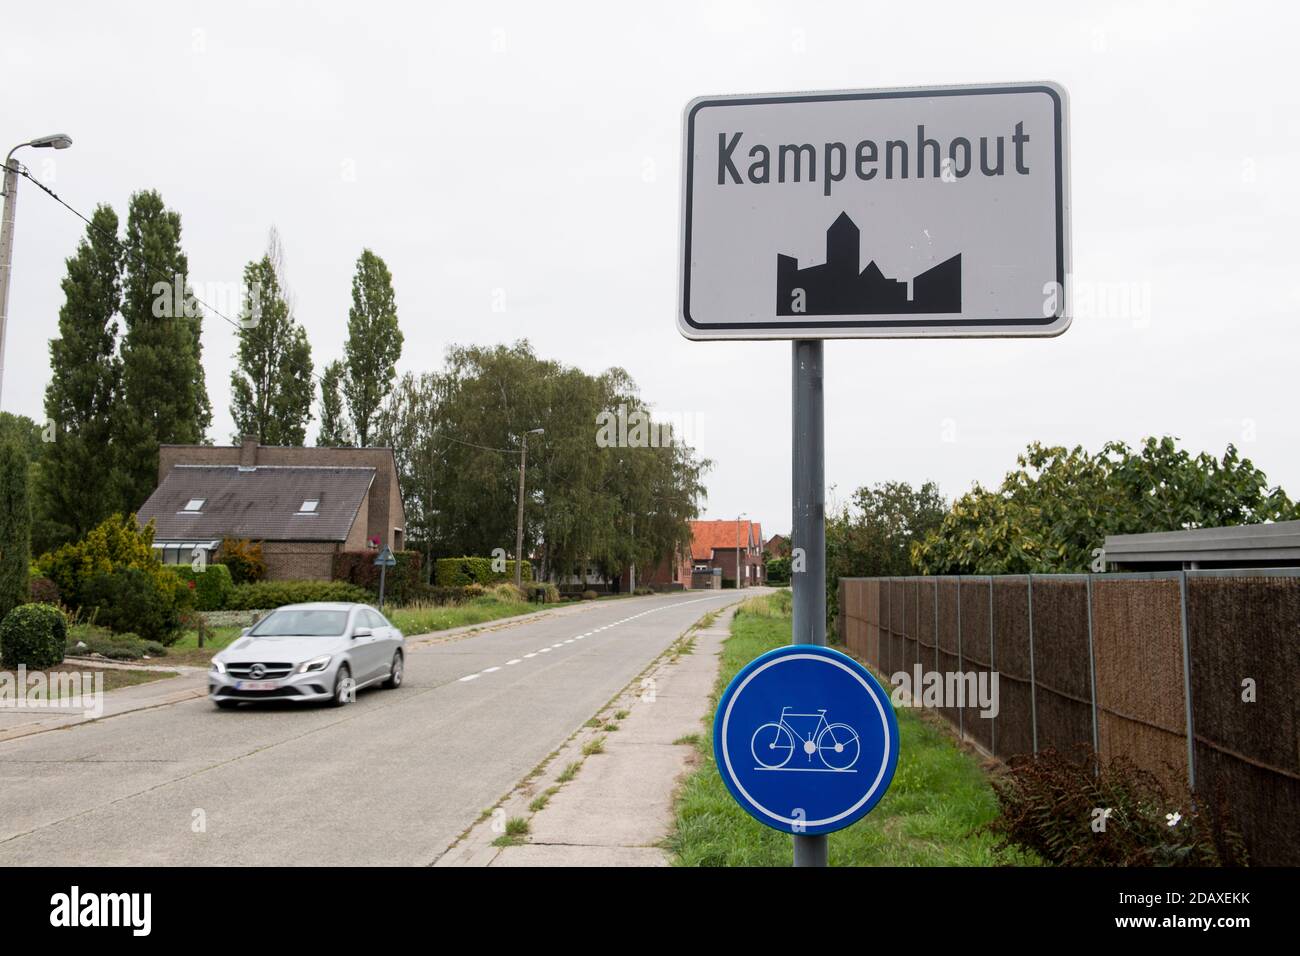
434, 557, 533, 587
224, 580, 372, 611
1, 603, 67, 668
333, 550, 422, 604
82, 567, 187, 646
172, 563, 235, 611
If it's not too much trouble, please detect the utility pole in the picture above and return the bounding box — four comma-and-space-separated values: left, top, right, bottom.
514, 427, 544, 589
0, 134, 72, 408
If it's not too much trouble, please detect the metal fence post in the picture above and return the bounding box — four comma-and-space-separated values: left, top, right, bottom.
1086, 575, 1100, 768
956, 576, 964, 741
933, 577, 940, 678
1178, 571, 1197, 792
1027, 573, 1038, 755
989, 576, 996, 758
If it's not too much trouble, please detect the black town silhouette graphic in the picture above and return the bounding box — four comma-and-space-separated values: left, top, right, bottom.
776, 212, 961, 316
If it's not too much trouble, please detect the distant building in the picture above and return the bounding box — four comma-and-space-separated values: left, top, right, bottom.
765, 534, 790, 558
136, 437, 406, 581
1105, 520, 1300, 570
642, 518, 767, 590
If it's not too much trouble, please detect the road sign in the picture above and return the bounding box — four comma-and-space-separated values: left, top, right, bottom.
373, 547, 396, 568
713, 643, 899, 835
679, 82, 1071, 339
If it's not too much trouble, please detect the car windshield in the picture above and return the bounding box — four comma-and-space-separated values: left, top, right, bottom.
250, 609, 349, 638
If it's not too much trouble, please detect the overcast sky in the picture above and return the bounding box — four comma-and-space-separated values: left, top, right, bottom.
4, 1, 1298, 536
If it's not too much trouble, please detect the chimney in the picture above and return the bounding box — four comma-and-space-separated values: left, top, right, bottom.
240, 436, 259, 469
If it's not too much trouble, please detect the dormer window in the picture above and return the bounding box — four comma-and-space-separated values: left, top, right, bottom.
296, 499, 319, 516
181, 498, 205, 513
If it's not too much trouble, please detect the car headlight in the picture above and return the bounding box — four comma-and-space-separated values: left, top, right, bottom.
297, 655, 332, 674
210, 659, 226, 674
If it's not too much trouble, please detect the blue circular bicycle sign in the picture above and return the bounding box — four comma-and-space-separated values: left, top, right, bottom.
713, 644, 899, 835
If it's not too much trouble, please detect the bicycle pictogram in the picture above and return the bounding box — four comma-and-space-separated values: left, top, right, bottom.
750, 706, 861, 772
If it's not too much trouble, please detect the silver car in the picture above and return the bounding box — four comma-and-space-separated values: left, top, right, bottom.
209, 602, 404, 709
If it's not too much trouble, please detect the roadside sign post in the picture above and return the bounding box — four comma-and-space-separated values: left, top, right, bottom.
682, 82, 1070, 866
374, 546, 397, 610
790, 338, 827, 865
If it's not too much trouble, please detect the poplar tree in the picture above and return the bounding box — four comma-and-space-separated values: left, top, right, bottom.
230, 241, 314, 445
113, 190, 212, 511
342, 249, 402, 446
39, 204, 122, 543
316, 360, 352, 447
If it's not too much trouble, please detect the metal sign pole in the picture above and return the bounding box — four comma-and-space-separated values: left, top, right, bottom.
791, 339, 827, 867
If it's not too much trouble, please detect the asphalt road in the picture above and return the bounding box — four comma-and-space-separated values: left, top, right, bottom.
0, 591, 740, 866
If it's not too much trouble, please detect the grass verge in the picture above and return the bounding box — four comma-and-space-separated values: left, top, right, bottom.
666, 591, 1041, 867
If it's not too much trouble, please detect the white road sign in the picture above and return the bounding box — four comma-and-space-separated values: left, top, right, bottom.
678, 83, 1071, 340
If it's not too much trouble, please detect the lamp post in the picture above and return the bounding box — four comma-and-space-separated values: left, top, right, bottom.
0, 133, 73, 407
514, 427, 544, 589
736, 512, 747, 590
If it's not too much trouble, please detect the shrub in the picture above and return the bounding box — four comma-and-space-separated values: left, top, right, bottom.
218, 538, 266, 585
27, 576, 60, 605
525, 582, 560, 604
486, 582, 527, 603
766, 556, 791, 585
581, 590, 599, 601
332, 550, 422, 604
633, 586, 654, 596
37, 513, 175, 611
172, 563, 234, 612
224, 580, 371, 611
81, 567, 187, 646
463, 583, 486, 598
434, 557, 533, 587
0, 603, 67, 668
406, 583, 474, 606
988, 746, 1248, 866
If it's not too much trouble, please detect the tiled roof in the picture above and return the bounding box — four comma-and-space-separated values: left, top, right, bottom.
137, 465, 374, 542
690, 519, 758, 561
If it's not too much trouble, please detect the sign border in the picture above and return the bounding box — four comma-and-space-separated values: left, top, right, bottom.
678, 81, 1071, 340
712, 643, 900, 836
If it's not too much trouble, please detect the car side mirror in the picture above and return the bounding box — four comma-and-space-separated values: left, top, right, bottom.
353, 626, 372, 639
240, 627, 251, 637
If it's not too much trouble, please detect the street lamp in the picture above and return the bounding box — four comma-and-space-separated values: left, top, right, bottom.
0, 133, 73, 407
514, 427, 544, 589
736, 512, 748, 590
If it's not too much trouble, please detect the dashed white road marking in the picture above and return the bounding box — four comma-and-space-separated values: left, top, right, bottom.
453, 593, 731, 684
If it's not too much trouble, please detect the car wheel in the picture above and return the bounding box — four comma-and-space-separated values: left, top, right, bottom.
329, 663, 352, 707
215, 699, 239, 710
383, 650, 403, 689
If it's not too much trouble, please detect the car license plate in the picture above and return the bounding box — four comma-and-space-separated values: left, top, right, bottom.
237, 680, 279, 691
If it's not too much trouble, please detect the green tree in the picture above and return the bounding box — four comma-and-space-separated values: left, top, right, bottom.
375, 371, 446, 576
343, 249, 402, 446
230, 241, 314, 445
913, 437, 1300, 574
0, 440, 31, 619
826, 480, 946, 623
38, 203, 123, 544
113, 190, 212, 511
316, 359, 353, 446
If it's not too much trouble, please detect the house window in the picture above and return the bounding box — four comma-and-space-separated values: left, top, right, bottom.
297, 499, 319, 515
182, 499, 205, 513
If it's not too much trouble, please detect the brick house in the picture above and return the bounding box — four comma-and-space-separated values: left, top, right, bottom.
643, 518, 766, 589
135, 438, 406, 581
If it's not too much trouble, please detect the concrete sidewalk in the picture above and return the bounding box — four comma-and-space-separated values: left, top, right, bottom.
0, 670, 207, 743
435, 600, 740, 867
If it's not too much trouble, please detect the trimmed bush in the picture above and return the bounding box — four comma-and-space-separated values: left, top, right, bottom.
581, 590, 599, 601
224, 580, 371, 611
217, 538, 266, 584
332, 550, 422, 604
633, 586, 654, 596
172, 563, 235, 612
434, 557, 533, 588
81, 567, 187, 646
27, 576, 60, 605
1, 603, 67, 668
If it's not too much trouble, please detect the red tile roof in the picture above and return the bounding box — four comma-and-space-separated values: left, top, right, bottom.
690, 519, 760, 561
